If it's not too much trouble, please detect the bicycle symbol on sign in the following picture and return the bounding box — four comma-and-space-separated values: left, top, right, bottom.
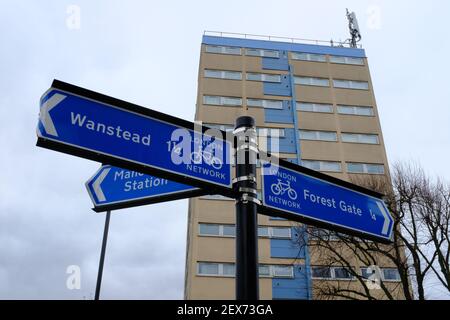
191, 149, 223, 170
270, 179, 298, 200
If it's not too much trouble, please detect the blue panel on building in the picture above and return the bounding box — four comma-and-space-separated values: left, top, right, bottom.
272, 264, 309, 300
263, 74, 291, 97
270, 228, 306, 259
203, 35, 366, 58
267, 128, 296, 154
262, 51, 289, 71
264, 100, 294, 124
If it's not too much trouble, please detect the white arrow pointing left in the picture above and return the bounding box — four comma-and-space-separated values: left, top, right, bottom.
92, 167, 111, 203
39, 93, 66, 137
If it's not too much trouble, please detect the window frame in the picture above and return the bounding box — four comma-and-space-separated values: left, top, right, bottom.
301, 160, 342, 173
299, 130, 338, 142
333, 79, 369, 90
337, 105, 374, 117
203, 95, 243, 107
197, 263, 294, 278
309, 228, 340, 241
329, 55, 365, 65
199, 223, 291, 239
360, 267, 401, 282
294, 76, 330, 87
311, 266, 332, 279
205, 45, 242, 55
341, 133, 380, 145
204, 69, 242, 80
311, 266, 355, 280
291, 52, 327, 62
245, 48, 280, 58
247, 98, 284, 110
332, 267, 355, 280
297, 102, 334, 113
258, 127, 286, 138
246, 72, 282, 83
198, 223, 236, 237
346, 162, 385, 175
382, 268, 402, 282
197, 262, 235, 277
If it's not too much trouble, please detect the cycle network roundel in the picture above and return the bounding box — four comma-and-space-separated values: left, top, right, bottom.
261, 163, 394, 241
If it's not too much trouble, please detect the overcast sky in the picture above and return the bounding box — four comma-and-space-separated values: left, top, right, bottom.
1, 0, 449, 299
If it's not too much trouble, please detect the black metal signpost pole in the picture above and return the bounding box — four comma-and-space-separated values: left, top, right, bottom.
95, 210, 111, 300
234, 116, 259, 300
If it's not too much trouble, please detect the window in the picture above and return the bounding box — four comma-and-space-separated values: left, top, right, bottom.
198, 224, 236, 237
199, 224, 220, 236
299, 130, 337, 142
222, 225, 236, 237
341, 133, 379, 144
338, 105, 374, 116
273, 265, 294, 278
203, 123, 234, 132
204, 69, 242, 80
361, 267, 375, 279
245, 48, 280, 58
199, 224, 290, 239
198, 263, 293, 278
203, 95, 242, 107
361, 267, 401, 281
258, 226, 291, 239
247, 99, 283, 110
259, 265, 294, 278
257, 128, 285, 138
297, 102, 333, 113
259, 265, 271, 277
333, 79, 369, 90
330, 55, 364, 65
310, 228, 339, 241
294, 76, 329, 87
222, 264, 236, 276
198, 262, 235, 277
271, 227, 291, 239
198, 263, 220, 276
205, 45, 241, 55
312, 266, 354, 280
258, 227, 270, 237
312, 267, 332, 279
291, 52, 326, 62
347, 162, 385, 175
301, 160, 342, 172
246, 73, 281, 83
333, 267, 354, 280
383, 268, 401, 281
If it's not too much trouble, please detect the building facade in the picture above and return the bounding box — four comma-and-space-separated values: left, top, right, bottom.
184, 32, 399, 300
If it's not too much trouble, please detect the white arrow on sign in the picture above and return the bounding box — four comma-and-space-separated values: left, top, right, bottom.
39, 93, 66, 137
92, 167, 111, 202
376, 201, 392, 236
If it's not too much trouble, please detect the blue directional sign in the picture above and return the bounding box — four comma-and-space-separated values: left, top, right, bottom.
36, 80, 233, 196
86, 165, 206, 212
261, 163, 394, 242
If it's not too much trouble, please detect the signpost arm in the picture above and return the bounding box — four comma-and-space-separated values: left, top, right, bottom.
95, 210, 111, 300
234, 116, 259, 300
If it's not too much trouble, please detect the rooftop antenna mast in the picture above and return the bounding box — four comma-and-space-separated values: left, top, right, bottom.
346, 8, 361, 48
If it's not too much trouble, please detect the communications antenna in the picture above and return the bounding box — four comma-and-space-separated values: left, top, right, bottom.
346, 8, 361, 48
